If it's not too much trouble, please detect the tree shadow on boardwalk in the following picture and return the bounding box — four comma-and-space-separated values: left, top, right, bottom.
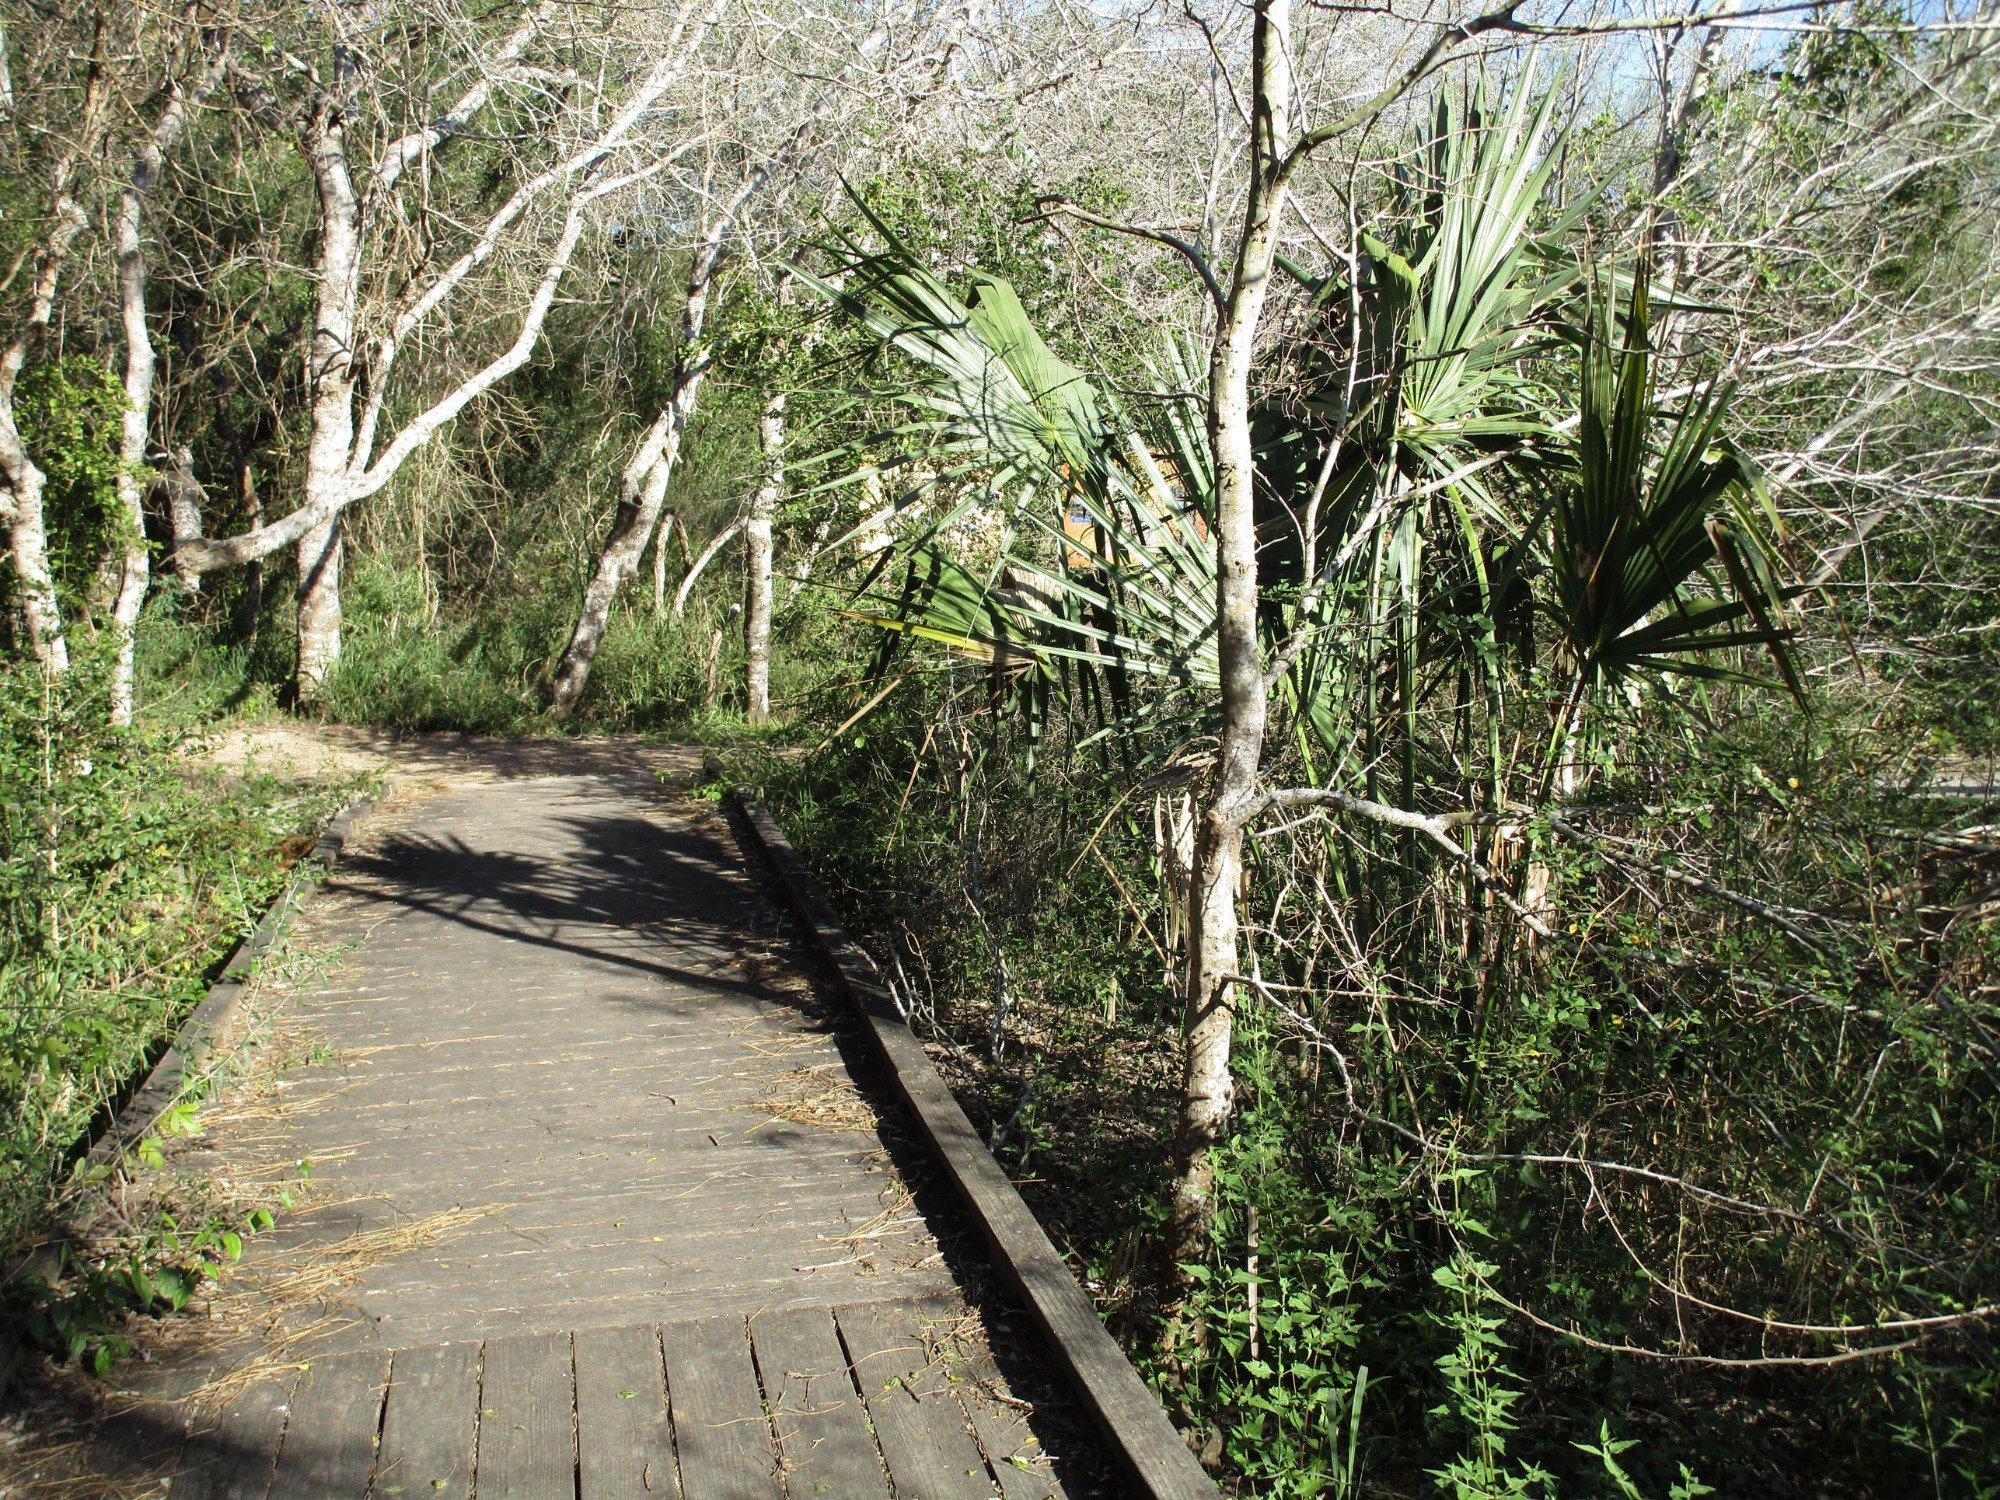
321, 791, 1128, 1492
710, 799, 1130, 1497
331, 808, 780, 1001
0, 782, 1125, 1497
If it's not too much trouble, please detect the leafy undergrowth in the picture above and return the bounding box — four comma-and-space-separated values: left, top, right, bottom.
0, 654, 354, 1261
7, 938, 340, 1402
747, 679, 2000, 1499
138, 552, 847, 745
745, 713, 1183, 1247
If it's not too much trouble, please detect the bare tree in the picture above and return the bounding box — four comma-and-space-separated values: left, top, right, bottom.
175, 0, 725, 699
547, 0, 1024, 711
1671, 18, 2000, 602
548, 156, 773, 711
1165, 0, 1293, 1281
107, 32, 230, 725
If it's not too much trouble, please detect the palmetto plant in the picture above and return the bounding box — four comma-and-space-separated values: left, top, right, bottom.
796, 209, 1224, 749
1262, 70, 1572, 528
1552, 274, 1801, 701
803, 84, 1797, 807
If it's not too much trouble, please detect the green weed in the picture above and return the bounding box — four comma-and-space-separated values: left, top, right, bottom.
0, 651, 348, 1248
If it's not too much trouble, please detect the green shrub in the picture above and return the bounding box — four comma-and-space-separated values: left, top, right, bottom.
755, 664, 2000, 1498
313, 555, 546, 733
9, 358, 127, 603
138, 545, 847, 742
0, 653, 348, 1246
133, 598, 285, 728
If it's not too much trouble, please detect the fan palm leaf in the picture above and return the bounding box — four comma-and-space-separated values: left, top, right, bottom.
1548, 272, 1802, 697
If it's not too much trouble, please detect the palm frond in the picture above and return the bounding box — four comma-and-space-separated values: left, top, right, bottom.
1548, 272, 1802, 696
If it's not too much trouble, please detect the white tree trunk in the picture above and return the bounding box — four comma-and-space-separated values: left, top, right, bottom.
295, 513, 344, 699
239, 462, 264, 641
291, 98, 364, 704
108, 47, 221, 726
1167, 0, 1292, 1282
4, 450, 68, 673
0, 89, 102, 675
548, 393, 695, 712
674, 516, 742, 616
743, 392, 784, 723
164, 447, 206, 594
551, 242, 729, 707
651, 507, 675, 614
109, 390, 154, 731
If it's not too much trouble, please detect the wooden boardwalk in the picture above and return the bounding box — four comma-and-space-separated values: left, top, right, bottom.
165, 1296, 1062, 1498
17, 757, 1147, 1497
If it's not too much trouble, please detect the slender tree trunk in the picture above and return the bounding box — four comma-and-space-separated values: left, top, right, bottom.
295, 513, 343, 697
0, 73, 104, 674
548, 394, 693, 712
651, 507, 675, 614
107, 159, 157, 717
292, 99, 363, 705
1650, 25, 1722, 363
743, 391, 784, 723
4, 454, 69, 673
108, 41, 223, 726
550, 244, 720, 713
238, 461, 264, 643
109, 460, 152, 732
291, 117, 355, 699
163, 447, 205, 594
1166, 0, 1292, 1287
549, 153, 784, 714
674, 516, 742, 616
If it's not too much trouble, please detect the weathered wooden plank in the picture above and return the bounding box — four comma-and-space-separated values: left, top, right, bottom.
576, 1323, 678, 1499
171, 1367, 302, 1500
964, 1385, 1070, 1500
749, 1304, 891, 1498
376, 1340, 481, 1500
303, 1181, 912, 1246
732, 787, 1217, 1500
659, 1314, 780, 1500
475, 1331, 577, 1498
942, 1315, 1073, 1500
266, 1348, 391, 1499
36, 1349, 213, 1496
836, 1299, 997, 1500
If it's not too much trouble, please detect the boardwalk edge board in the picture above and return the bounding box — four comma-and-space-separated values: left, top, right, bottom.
0, 794, 375, 1399
724, 782, 1222, 1500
